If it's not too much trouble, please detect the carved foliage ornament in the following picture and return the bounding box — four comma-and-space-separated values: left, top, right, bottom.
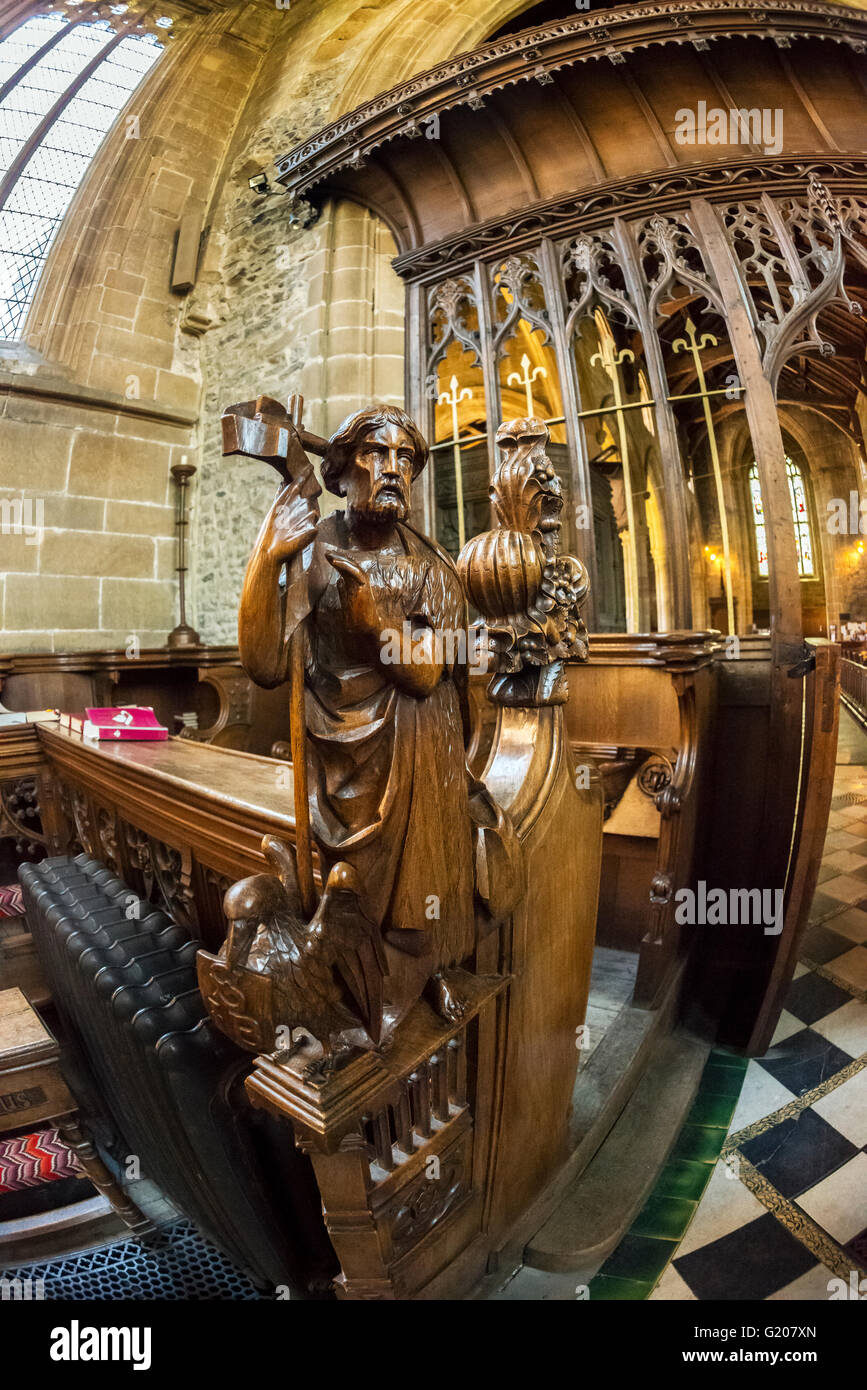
395, 159, 867, 281
637, 212, 724, 322
427, 276, 482, 381
492, 254, 551, 352
458, 418, 590, 707
724, 179, 866, 385
0, 776, 45, 858
274, 3, 867, 196
564, 230, 638, 336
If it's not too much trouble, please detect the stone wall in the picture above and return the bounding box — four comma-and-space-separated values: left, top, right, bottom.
190, 196, 403, 644
0, 3, 278, 651
0, 0, 567, 651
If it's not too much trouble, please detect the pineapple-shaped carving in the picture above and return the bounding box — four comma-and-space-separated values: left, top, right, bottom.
458, 417, 590, 705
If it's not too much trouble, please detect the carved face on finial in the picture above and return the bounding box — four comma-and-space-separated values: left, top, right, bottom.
492, 418, 563, 562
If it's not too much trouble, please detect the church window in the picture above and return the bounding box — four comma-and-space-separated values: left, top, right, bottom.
749, 457, 815, 578
0, 13, 162, 338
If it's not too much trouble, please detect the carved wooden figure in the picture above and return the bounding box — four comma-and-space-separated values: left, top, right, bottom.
198, 399, 521, 1070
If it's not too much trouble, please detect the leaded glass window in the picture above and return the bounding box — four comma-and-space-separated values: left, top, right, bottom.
0, 12, 163, 339
749, 457, 814, 578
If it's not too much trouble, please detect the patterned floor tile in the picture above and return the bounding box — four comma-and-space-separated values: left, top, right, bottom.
819, 874, 867, 905
672, 1124, 731, 1165
822, 850, 867, 875
631, 1192, 698, 1241
812, 998, 867, 1056
811, 1070, 867, 1147
656, 1159, 714, 1203
740, 1106, 858, 1198
649, 1264, 696, 1300
801, 922, 859, 965
756, 1027, 854, 1095
832, 803, 867, 821
823, 830, 867, 853
769, 1009, 806, 1047
674, 1160, 768, 1258
828, 945, 867, 992
673, 1212, 816, 1301
784, 971, 855, 1025
767, 1263, 839, 1300
796, 1152, 867, 1244
728, 1060, 796, 1130
823, 907, 867, 944
601, 1232, 676, 1284
809, 891, 848, 924
844, 1226, 867, 1266
588, 1274, 651, 1300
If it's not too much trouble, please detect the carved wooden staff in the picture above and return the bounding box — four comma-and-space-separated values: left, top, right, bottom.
221, 393, 327, 917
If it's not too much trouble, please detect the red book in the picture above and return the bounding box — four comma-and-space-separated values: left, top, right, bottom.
83, 707, 168, 741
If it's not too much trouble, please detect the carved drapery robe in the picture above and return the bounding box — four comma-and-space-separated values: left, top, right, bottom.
284, 512, 476, 968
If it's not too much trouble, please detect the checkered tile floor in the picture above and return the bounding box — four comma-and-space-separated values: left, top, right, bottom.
651, 709, 867, 1300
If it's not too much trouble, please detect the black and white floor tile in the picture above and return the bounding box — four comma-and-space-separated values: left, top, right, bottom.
652, 709, 867, 1300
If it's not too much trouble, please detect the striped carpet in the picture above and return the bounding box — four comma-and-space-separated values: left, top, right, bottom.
0, 883, 24, 918
0, 1128, 83, 1192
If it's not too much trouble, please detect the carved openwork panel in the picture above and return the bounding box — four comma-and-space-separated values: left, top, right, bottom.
563, 228, 639, 336
374, 1126, 472, 1265
0, 776, 47, 858
427, 275, 482, 379
95, 807, 121, 877
70, 787, 96, 858
491, 252, 551, 351
51, 775, 203, 937
426, 275, 489, 555
635, 212, 723, 322
721, 198, 820, 369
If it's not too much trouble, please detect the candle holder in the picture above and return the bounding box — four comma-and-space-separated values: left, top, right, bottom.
167, 457, 201, 649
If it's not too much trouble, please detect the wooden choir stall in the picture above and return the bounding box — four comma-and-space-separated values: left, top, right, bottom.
0, 395, 837, 1300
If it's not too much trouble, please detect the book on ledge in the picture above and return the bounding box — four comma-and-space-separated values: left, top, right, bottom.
81, 707, 169, 742
0, 707, 60, 727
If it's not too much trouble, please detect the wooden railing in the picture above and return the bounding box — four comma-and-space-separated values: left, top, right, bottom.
841, 658, 867, 722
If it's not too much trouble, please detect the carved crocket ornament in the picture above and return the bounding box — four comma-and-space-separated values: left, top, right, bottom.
458, 417, 590, 706
197, 401, 523, 1074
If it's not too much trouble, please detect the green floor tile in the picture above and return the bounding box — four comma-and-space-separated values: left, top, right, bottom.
588, 1273, 654, 1301
631, 1192, 698, 1241
701, 1063, 747, 1099
671, 1123, 727, 1164
655, 1158, 714, 1202
687, 1092, 737, 1128
600, 1232, 677, 1284
708, 1048, 749, 1072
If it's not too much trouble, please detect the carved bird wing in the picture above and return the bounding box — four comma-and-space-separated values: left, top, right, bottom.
308, 862, 388, 1046
261, 834, 304, 918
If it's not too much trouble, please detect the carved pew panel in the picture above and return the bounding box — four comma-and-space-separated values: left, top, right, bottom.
564, 632, 720, 1006
35, 726, 302, 953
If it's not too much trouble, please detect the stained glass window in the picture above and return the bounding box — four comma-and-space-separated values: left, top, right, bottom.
749, 457, 814, 578
0, 13, 163, 339
787, 456, 815, 577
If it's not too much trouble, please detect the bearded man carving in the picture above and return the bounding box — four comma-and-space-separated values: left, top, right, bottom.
238, 405, 477, 1023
